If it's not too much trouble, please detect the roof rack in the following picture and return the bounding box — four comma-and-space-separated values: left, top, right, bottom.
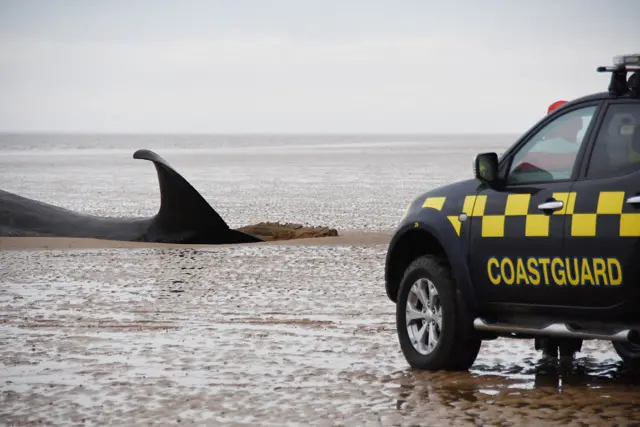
597, 54, 640, 98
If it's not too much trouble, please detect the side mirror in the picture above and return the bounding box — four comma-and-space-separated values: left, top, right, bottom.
474, 152, 499, 184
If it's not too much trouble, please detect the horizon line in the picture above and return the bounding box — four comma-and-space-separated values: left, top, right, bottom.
0, 130, 522, 136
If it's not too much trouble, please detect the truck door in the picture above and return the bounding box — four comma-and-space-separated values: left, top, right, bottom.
562, 101, 640, 312
468, 103, 601, 307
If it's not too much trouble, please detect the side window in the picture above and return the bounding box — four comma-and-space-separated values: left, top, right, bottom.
506, 106, 598, 184
585, 103, 640, 179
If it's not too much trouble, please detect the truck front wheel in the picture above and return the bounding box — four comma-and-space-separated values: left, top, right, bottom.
395, 255, 482, 371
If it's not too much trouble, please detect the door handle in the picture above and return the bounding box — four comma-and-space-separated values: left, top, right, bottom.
626, 195, 640, 205
538, 200, 564, 212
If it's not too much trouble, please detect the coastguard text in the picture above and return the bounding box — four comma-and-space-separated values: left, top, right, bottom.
486, 256, 622, 286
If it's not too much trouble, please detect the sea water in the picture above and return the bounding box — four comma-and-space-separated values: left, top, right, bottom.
0, 133, 514, 231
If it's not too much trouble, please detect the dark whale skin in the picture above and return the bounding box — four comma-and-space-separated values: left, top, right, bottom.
0, 149, 262, 245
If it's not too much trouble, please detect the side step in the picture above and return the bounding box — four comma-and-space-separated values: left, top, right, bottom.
473, 317, 640, 345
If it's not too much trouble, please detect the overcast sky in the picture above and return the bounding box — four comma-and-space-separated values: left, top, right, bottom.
1, 0, 638, 133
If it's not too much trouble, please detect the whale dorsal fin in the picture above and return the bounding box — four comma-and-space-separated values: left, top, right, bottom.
133, 149, 230, 237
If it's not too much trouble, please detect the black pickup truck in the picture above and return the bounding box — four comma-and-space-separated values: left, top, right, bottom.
384, 54, 640, 370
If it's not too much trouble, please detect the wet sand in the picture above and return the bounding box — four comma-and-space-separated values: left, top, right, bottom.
2, 240, 640, 426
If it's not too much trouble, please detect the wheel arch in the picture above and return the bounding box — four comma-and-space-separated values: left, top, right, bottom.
384, 215, 478, 312
385, 228, 446, 302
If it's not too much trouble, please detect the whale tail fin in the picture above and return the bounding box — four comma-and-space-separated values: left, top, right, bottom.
133, 149, 261, 244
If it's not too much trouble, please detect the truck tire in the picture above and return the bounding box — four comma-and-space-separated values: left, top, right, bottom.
395, 254, 482, 371
612, 341, 640, 365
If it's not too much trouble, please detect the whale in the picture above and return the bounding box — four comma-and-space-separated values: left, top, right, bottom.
0, 149, 263, 245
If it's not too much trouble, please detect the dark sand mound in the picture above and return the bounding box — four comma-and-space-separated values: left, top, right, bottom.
237, 222, 339, 241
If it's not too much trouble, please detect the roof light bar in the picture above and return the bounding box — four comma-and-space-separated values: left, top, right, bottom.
613, 54, 640, 67
597, 64, 640, 72
597, 54, 640, 98
598, 54, 640, 72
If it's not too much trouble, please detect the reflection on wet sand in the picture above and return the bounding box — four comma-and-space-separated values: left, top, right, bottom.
385, 354, 640, 426
529, 358, 640, 390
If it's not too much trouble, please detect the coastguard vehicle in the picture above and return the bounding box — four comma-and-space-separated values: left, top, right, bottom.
384, 54, 640, 370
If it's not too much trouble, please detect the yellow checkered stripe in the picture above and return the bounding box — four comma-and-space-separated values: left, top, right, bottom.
567, 191, 640, 237
422, 191, 640, 238
422, 196, 464, 236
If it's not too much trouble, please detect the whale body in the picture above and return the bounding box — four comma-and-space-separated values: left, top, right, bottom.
0, 149, 263, 245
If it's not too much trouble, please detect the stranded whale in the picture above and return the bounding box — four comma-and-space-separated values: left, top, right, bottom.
0, 149, 263, 245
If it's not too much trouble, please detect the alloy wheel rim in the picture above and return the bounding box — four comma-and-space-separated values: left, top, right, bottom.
405, 277, 442, 355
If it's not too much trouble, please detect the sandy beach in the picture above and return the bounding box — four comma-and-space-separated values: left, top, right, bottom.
2, 135, 640, 426
2, 236, 640, 426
